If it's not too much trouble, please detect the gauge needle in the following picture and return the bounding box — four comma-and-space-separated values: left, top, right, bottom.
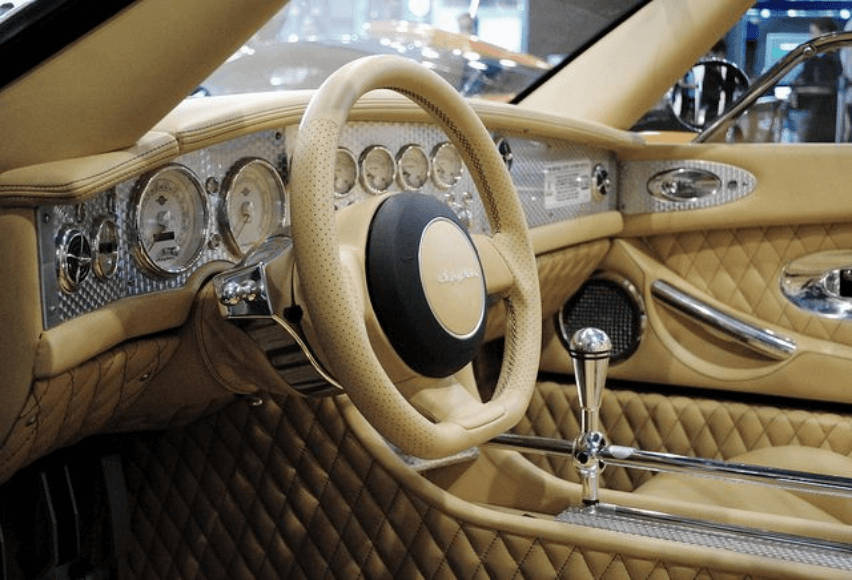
234, 214, 251, 240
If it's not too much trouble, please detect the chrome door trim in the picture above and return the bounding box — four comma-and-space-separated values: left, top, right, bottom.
651, 280, 796, 360
781, 250, 852, 320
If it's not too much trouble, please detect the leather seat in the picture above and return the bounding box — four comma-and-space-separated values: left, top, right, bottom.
634, 446, 852, 524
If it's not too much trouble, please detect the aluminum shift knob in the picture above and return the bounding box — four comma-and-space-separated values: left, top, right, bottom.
568, 328, 611, 434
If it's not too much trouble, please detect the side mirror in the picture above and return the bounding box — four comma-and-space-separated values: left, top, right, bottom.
668, 59, 749, 131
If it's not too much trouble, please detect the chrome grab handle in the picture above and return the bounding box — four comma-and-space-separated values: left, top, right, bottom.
486, 327, 849, 501
486, 433, 852, 499
696, 31, 852, 143
781, 250, 852, 320
651, 280, 796, 360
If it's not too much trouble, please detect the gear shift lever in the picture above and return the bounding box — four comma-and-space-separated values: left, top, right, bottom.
569, 327, 612, 505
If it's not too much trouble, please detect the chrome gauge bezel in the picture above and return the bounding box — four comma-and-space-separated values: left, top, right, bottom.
430, 141, 463, 189
219, 157, 287, 258
396, 144, 430, 191
56, 225, 92, 293
334, 147, 359, 197
92, 216, 120, 280
131, 163, 210, 278
359, 144, 397, 195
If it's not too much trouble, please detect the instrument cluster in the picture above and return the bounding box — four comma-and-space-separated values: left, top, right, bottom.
333, 141, 462, 198
39, 123, 617, 329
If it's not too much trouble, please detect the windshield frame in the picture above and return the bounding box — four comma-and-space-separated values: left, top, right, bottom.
511, 0, 652, 104
0, 0, 136, 91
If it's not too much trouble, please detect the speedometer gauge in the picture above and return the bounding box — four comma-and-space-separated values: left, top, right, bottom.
132, 164, 209, 277
396, 144, 430, 191
221, 157, 286, 256
431, 142, 463, 189
359, 145, 396, 194
334, 147, 358, 196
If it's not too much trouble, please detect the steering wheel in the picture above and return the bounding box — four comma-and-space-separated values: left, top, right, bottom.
289, 55, 541, 459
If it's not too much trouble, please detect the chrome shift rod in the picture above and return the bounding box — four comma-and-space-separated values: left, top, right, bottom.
568, 327, 612, 505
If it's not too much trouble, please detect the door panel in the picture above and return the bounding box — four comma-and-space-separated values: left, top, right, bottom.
539, 144, 852, 405
643, 225, 852, 347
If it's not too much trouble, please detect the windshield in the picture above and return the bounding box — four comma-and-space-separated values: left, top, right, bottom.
201, 0, 647, 102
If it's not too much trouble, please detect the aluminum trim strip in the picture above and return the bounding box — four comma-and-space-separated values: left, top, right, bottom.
557, 503, 852, 570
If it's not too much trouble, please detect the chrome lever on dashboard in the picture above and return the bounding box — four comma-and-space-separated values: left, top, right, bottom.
212, 234, 343, 397
781, 250, 852, 320
568, 327, 612, 506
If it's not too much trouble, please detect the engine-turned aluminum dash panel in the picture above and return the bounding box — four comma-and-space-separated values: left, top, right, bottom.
37, 123, 617, 328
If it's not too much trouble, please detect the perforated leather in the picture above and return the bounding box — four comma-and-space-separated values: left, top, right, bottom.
0, 335, 178, 483
643, 224, 852, 346
515, 381, 852, 492
289, 55, 541, 458
124, 392, 773, 579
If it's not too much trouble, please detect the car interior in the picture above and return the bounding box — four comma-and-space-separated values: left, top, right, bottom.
0, 0, 850, 577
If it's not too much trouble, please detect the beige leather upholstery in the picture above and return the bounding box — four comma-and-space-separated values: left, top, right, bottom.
0, 92, 640, 208
636, 447, 852, 525
485, 240, 609, 341
519, 0, 751, 128
123, 391, 830, 579
289, 55, 541, 458
0, 335, 179, 483
644, 225, 852, 346
0, 0, 287, 172
515, 381, 852, 493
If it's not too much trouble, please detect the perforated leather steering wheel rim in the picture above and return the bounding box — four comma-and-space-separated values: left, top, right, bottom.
289, 55, 541, 459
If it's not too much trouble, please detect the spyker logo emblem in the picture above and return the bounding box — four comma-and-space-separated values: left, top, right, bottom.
437, 268, 481, 284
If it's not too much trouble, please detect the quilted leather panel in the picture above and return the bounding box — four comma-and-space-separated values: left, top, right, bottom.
485, 239, 610, 340
0, 334, 178, 483
643, 224, 852, 345
515, 381, 852, 492
124, 393, 754, 579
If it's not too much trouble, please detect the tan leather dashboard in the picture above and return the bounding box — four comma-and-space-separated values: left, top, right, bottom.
5, 89, 850, 444
0, 94, 634, 382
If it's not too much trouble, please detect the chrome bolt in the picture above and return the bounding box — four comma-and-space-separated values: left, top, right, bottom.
239, 280, 260, 302
205, 177, 220, 195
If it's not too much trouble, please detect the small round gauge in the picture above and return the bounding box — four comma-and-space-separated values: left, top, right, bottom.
334, 147, 358, 196
359, 145, 396, 194
220, 158, 286, 256
132, 164, 209, 277
396, 144, 430, 191
431, 142, 463, 189
92, 217, 120, 280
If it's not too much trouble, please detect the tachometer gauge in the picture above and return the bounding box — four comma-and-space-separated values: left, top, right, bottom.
221, 157, 286, 256
132, 164, 209, 277
359, 145, 396, 194
334, 147, 358, 196
396, 144, 430, 191
431, 142, 463, 189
